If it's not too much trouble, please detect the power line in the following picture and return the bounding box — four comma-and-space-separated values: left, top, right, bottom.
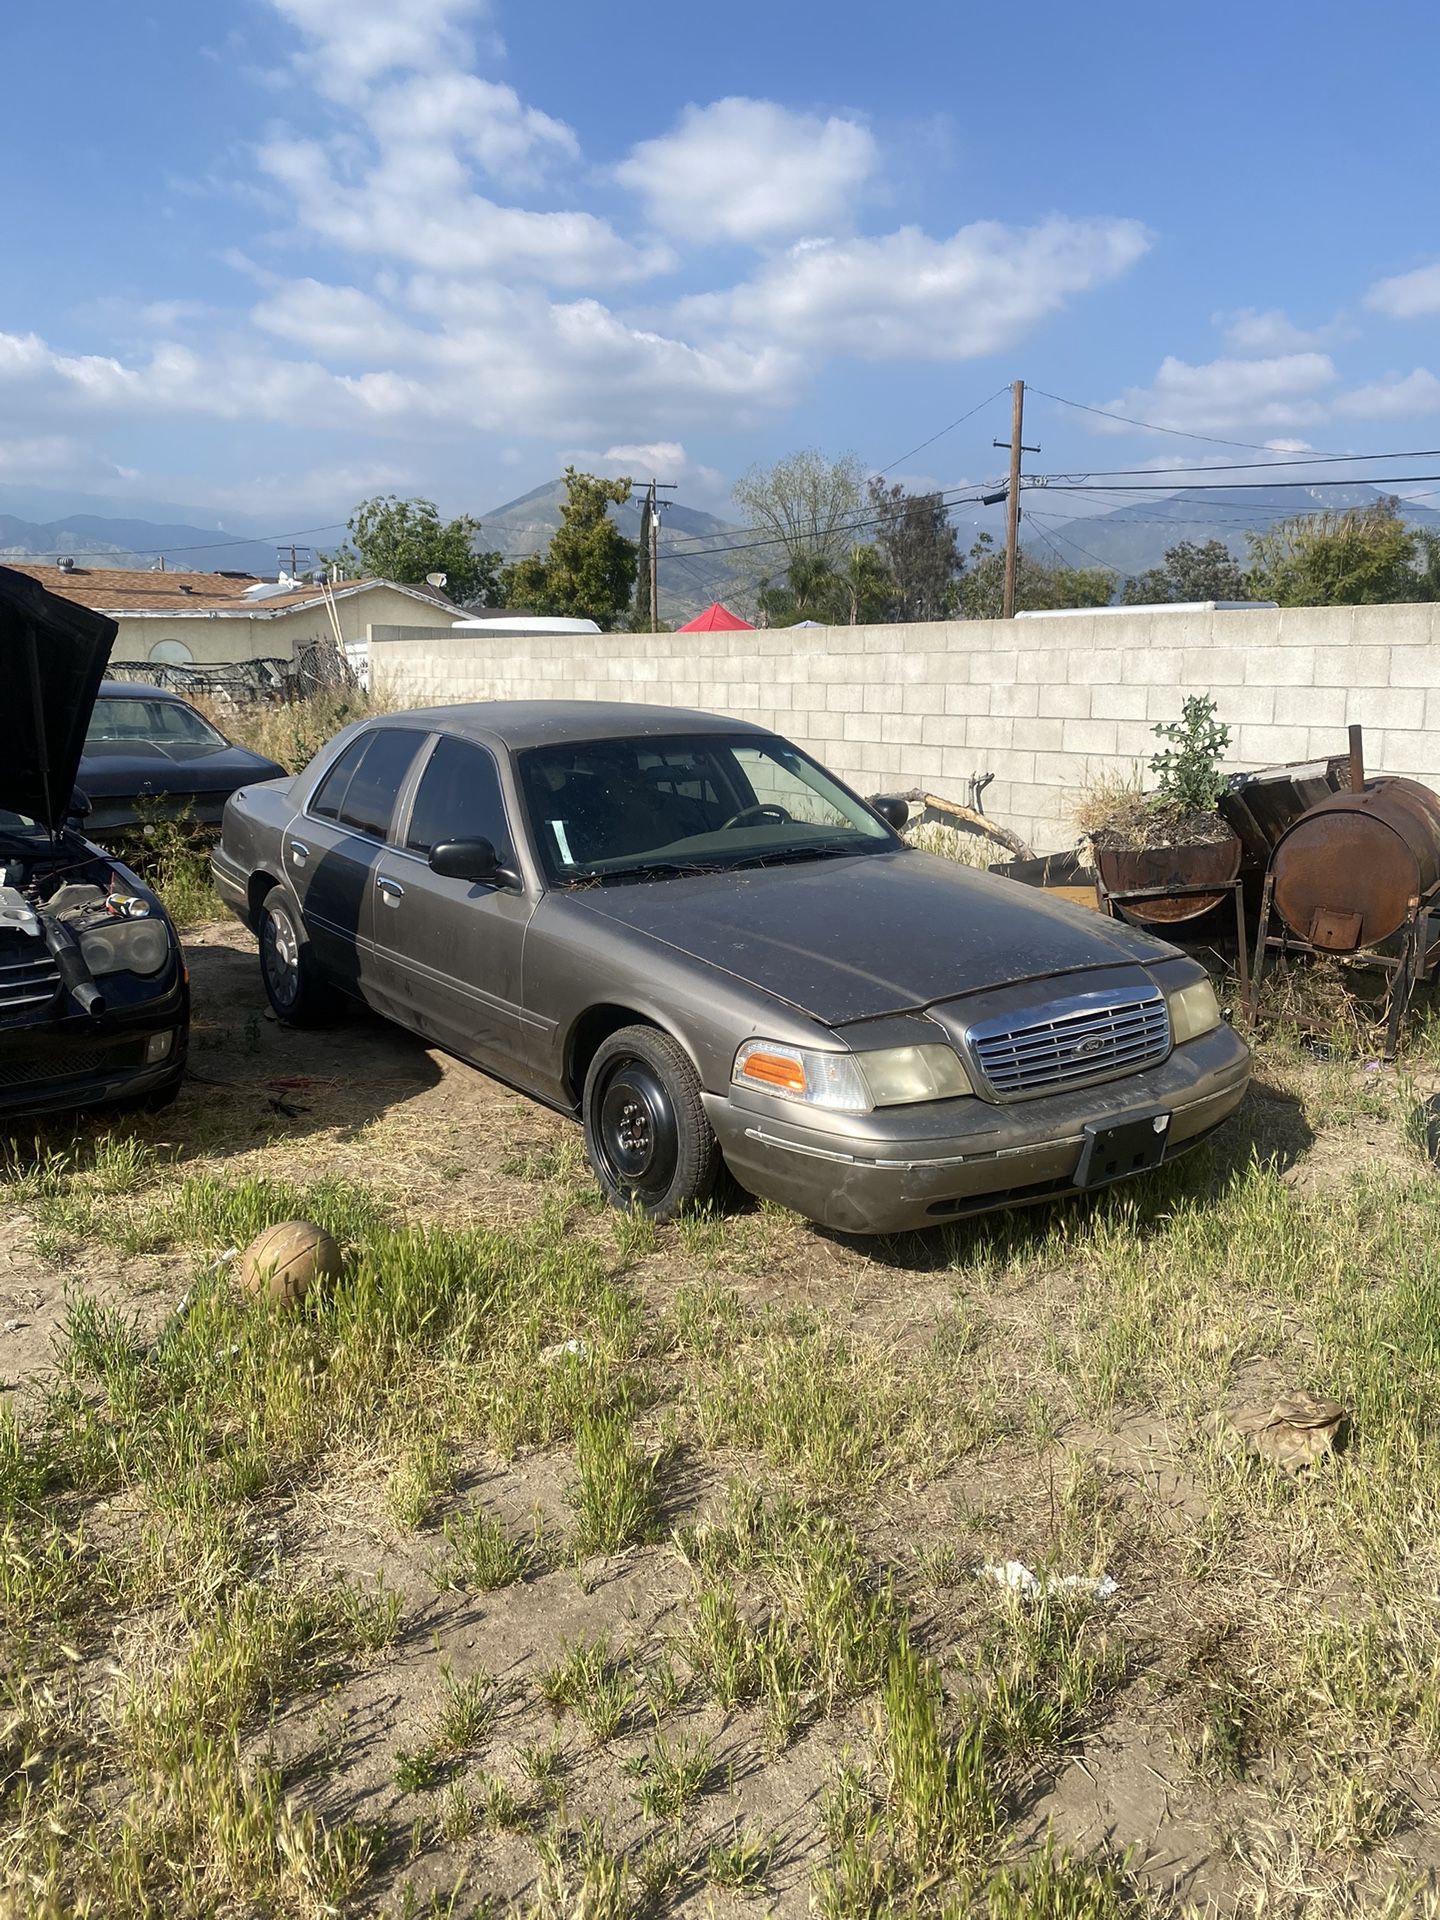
873, 386, 1011, 479
1023, 512, 1119, 573
1039, 471, 1440, 496
1038, 445, 1440, 483
656, 484, 994, 564
1029, 386, 1292, 453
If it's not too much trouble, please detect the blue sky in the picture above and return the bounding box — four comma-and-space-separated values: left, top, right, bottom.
4, 0, 1440, 541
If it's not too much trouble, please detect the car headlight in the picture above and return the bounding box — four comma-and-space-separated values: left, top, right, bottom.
732, 1039, 972, 1113
1167, 976, 1221, 1045
80, 919, 171, 978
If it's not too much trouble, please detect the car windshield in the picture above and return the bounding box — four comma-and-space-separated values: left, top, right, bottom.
517, 732, 895, 883
85, 697, 227, 748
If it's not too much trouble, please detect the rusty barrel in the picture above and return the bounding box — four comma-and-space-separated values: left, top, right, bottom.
1269, 778, 1440, 951
1095, 832, 1242, 924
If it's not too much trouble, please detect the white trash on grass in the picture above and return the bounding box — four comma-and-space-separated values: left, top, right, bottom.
980, 1559, 1118, 1602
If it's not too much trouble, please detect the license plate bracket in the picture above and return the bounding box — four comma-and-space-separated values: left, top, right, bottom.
1074, 1111, 1172, 1189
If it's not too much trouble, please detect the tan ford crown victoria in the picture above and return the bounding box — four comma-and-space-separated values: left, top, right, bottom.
213, 701, 1252, 1233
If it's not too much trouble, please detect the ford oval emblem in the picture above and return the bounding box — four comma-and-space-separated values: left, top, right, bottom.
1072, 1036, 1106, 1058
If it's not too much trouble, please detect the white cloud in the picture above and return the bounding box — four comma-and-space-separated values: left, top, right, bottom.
560, 440, 728, 506
679, 216, 1150, 360
1334, 368, 1440, 418
265, 0, 489, 95
1364, 264, 1440, 320
1095, 353, 1338, 436
1216, 307, 1343, 354
616, 98, 877, 244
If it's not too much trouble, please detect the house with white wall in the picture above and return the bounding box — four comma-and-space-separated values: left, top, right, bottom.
12, 563, 459, 671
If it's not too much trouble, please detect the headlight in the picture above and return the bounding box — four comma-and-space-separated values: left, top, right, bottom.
80, 919, 171, 978
732, 1039, 972, 1113
1167, 977, 1221, 1045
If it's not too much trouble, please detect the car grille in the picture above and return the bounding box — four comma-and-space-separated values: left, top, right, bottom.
0, 939, 60, 1017
965, 987, 1170, 1100
0, 1045, 107, 1087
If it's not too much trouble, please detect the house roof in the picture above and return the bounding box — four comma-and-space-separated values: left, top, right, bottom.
7, 564, 458, 620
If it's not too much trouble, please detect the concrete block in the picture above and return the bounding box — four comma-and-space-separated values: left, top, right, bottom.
1314, 645, 1390, 686
1236, 723, 1313, 765
1242, 646, 1313, 687
991, 681, 1041, 717
1120, 647, 1184, 686
1037, 683, 1092, 719
1113, 721, 1160, 760
842, 711, 880, 743
1274, 686, 1347, 728
1010, 716, 1067, 753
1014, 647, 1069, 686
1090, 684, 1149, 721
1349, 686, 1421, 731
1177, 645, 1247, 686
1370, 729, 1440, 777
1065, 649, 1124, 686
966, 715, 1014, 751
880, 712, 924, 746
1064, 718, 1119, 755
943, 683, 993, 716
920, 713, 970, 750
1389, 644, 1440, 689
826, 684, 863, 714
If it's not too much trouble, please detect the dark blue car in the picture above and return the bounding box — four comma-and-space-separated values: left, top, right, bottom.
79, 681, 285, 834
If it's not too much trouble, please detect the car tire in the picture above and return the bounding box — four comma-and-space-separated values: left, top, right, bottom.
258, 885, 341, 1027
583, 1024, 723, 1222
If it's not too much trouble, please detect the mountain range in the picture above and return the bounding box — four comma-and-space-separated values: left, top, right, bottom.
4, 480, 1439, 619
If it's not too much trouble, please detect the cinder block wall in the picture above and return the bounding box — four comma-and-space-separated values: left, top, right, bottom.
369, 604, 1439, 853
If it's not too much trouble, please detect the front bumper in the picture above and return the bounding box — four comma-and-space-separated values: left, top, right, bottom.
0, 971, 189, 1123
706, 1021, 1252, 1234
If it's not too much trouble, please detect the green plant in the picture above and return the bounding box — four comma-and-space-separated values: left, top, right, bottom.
435, 1508, 533, 1589
393, 1745, 442, 1793
1149, 693, 1231, 813
569, 1411, 658, 1555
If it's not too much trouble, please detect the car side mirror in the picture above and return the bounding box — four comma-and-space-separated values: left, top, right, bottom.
68, 786, 92, 821
871, 794, 910, 832
429, 837, 505, 885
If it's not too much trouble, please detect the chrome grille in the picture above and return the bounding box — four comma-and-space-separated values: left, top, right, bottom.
0, 939, 60, 1015
966, 987, 1170, 1100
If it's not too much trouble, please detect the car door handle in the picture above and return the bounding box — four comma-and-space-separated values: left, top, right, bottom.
376, 875, 404, 904
290, 841, 310, 867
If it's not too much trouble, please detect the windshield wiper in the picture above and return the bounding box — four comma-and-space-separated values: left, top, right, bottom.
565, 858, 728, 886
730, 843, 869, 871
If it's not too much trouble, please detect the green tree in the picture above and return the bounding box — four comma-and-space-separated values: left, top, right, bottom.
327, 495, 501, 605
836, 543, 893, 624
868, 480, 961, 620
757, 549, 845, 625
958, 534, 1114, 618
1244, 496, 1439, 606
733, 449, 865, 569
499, 468, 638, 631
1120, 538, 1250, 606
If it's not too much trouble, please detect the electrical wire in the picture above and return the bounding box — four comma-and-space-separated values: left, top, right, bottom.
1038, 445, 1440, 483
1029, 386, 1293, 454
872, 386, 1011, 479
1038, 472, 1440, 496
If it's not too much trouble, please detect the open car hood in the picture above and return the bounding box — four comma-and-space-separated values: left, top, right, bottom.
0, 566, 116, 830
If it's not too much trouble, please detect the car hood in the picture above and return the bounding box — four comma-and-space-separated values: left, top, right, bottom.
77, 741, 287, 798
0, 565, 116, 830
569, 848, 1177, 1025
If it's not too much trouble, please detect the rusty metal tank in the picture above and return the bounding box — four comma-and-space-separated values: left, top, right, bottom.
1094, 831, 1243, 924
1269, 778, 1440, 951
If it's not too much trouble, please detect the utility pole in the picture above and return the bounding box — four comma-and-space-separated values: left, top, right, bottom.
993, 379, 1040, 619
647, 480, 660, 632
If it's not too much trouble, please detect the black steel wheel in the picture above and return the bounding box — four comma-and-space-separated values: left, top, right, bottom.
258, 885, 341, 1027
583, 1024, 722, 1221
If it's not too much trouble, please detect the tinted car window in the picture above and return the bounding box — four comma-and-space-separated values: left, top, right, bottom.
309, 734, 370, 821
336, 729, 425, 840
406, 736, 510, 857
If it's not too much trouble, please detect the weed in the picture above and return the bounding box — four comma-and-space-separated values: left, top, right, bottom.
483, 1772, 528, 1830
439, 1779, 479, 1843
386, 1433, 454, 1531
569, 1410, 658, 1555
394, 1745, 443, 1793
529, 1822, 631, 1920
625, 1731, 716, 1820
707, 1821, 775, 1892
984, 1833, 1139, 1919
432, 1664, 497, 1754
436, 1506, 534, 1589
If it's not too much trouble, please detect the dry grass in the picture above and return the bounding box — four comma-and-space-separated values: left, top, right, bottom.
4, 939, 1440, 1916
190, 684, 400, 776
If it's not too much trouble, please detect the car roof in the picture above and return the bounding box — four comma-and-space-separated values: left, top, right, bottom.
364, 700, 771, 751
98, 679, 188, 702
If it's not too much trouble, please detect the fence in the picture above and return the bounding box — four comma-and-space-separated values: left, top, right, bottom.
367, 602, 1440, 853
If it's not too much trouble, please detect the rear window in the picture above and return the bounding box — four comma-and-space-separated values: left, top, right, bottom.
309, 735, 370, 822
406, 736, 511, 857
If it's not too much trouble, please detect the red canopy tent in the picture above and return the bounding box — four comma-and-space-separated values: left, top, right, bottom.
675, 601, 755, 633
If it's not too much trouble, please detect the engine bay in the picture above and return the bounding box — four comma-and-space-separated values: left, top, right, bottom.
0, 836, 167, 1014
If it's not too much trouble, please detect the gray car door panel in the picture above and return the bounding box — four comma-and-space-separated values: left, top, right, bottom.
369, 734, 543, 1082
